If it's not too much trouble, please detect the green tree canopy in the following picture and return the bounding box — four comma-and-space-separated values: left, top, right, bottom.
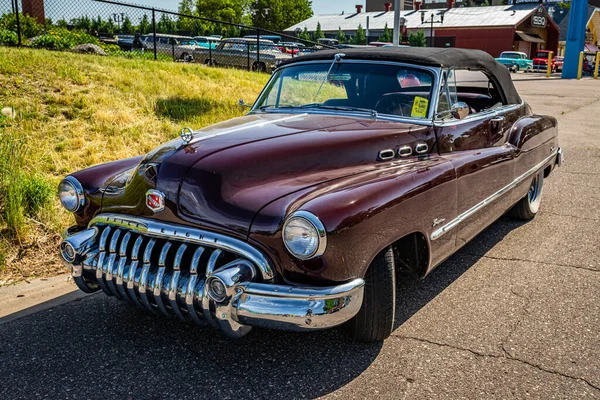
120, 16, 134, 34
138, 14, 151, 34
193, 0, 246, 24
351, 24, 366, 45
336, 27, 346, 44
250, 0, 312, 31
314, 21, 325, 39
379, 23, 392, 42
408, 30, 427, 47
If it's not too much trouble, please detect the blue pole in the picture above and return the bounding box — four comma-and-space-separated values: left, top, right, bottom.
562, 0, 588, 78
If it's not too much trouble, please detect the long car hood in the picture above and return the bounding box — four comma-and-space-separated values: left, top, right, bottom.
102, 112, 426, 236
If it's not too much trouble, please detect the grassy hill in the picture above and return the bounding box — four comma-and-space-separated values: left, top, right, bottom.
0, 47, 268, 285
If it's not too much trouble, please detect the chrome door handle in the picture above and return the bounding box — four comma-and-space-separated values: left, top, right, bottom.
490, 116, 504, 123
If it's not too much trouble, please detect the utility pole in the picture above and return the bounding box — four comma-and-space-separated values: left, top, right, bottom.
393, 0, 400, 46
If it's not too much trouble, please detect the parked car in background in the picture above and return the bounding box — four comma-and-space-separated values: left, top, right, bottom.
280, 42, 305, 55
369, 41, 392, 47
532, 50, 563, 72
495, 51, 533, 73
193, 36, 220, 49
317, 38, 339, 47
194, 38, 290, 71
58, 48, 561, 343
114, 34, 135, 51
141, 34, 198, 61
243, 34, 282, 44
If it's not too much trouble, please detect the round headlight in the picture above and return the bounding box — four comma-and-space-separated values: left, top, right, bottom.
282, 211, 327, 260
58, 176, 85, 212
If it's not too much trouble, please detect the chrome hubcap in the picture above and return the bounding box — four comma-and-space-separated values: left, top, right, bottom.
528, 176, 539, 203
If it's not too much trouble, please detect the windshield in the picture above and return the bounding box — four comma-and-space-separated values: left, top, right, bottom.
254, 62, 435, 119
500, 52, 519, 59
536, 52, 549, 58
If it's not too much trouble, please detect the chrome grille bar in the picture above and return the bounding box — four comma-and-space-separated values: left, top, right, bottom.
115, 231, 131, 300
139, 239, 156, 314
96, 227, 111, 296
105, 229, 122, 299
126, 235, 145, 310
186, 247, 206, 325
169, 244, 187, 321
154, 242, 171, 317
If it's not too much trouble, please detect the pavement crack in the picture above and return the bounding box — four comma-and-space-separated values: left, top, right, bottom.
557, 97, 600, 117
464, 253, 600, 274
538, 211, 600, 222
393, 336, 600, 393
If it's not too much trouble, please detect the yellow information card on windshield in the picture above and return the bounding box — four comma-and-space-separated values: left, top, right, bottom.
411, 97, 429, 118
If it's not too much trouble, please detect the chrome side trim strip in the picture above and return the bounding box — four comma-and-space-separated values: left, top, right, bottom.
89, 214, 274, 281
431, 150, 558, 241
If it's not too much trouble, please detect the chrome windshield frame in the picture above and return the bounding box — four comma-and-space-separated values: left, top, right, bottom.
249, 59, 442, 123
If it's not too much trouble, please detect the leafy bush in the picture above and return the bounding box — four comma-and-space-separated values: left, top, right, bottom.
21, 173, 53, 217
408, 30, 427, 47
0, 29, 18, 46
29, 28, 101, 50
0, 13, 43, 39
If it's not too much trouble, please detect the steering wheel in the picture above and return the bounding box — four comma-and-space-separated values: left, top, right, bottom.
374, 93, 414, 116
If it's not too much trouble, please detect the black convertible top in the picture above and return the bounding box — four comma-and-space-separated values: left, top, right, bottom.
282, 47, 521, 105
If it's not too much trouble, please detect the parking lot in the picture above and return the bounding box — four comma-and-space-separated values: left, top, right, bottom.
1, 75, 599, 399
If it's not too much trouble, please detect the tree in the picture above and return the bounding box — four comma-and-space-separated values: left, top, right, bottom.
408, 30, 427, 47
351, 24, 366, 45
120, 16, 134, 34
250, 0, 312, 31
177, 0, 196, 33
379, 23, 392, 42
138, 14, 151, 34
480, 0, 490, 6
157, 14, 176, 34
336, 27, 346, 44
194, 0, 246, 24
298, 26, 312, 42
314, 21, 324, 39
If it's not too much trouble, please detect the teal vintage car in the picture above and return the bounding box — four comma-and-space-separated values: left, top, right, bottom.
495, 51, 533, 73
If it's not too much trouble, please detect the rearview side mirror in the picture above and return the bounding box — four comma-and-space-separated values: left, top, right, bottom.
451, 102, 470, 120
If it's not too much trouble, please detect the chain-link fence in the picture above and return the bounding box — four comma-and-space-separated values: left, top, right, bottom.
1, 0, 329, 71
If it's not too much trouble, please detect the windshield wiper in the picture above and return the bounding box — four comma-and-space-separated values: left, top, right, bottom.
305, 104, 378, 117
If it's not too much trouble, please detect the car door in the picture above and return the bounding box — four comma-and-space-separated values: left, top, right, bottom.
435, 69, 516, 247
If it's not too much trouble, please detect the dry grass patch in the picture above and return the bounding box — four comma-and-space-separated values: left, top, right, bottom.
0, 47, 268, 285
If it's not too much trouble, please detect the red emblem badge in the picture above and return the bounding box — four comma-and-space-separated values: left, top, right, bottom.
146, 190, 165, 212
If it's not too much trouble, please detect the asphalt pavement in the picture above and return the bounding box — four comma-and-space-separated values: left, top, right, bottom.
1, 75, 599, 400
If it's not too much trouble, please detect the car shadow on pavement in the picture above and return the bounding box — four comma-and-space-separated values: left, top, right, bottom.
0, 218, 527, 399
394, 216, 527, 329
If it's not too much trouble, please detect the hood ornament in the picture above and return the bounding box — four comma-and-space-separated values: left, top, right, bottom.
180, 127, 194, 144
146, 189, 165, 213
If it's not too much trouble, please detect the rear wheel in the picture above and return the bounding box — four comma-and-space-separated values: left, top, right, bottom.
346, 246, 396, 342
509, 171, 544, 220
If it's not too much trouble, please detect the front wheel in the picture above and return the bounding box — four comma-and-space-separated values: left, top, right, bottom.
513, 65, 519, 73
509, 171, 544, 220
345, 246, 396, 342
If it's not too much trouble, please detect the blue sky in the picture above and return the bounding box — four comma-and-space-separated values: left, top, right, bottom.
125, 0, 363, 15
0, 1, 363, 23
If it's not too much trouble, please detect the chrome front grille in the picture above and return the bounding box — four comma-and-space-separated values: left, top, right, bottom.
81, 218, 265, 324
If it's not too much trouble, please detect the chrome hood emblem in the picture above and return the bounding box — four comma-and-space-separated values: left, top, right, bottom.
146, 189, 165, 213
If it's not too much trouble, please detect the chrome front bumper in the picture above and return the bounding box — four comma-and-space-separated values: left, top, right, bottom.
61, 216, 364, 338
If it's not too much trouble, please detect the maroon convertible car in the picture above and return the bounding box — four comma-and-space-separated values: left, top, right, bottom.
58, 48, 562, 342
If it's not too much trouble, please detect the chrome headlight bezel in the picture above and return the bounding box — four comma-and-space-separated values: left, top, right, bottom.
58, 176, 85, 213
282, 211, 327, 260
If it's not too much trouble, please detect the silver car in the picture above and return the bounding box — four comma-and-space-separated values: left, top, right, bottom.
194, 38, 291, 71
141, 34, 198, 61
